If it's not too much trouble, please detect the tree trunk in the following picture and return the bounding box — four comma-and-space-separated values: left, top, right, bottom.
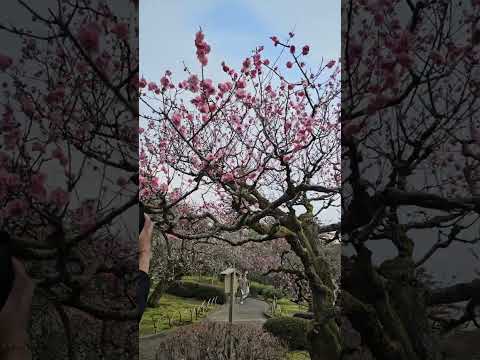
147, 280, 167, 308
282, 213, 342, 359
308, 287, 341, 360
343, 254, 443, 360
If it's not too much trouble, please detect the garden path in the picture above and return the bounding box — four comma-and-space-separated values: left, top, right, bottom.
140, 297, 269, 360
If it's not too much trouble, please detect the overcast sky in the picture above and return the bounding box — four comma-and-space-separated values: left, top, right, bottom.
140, 0, 340, 82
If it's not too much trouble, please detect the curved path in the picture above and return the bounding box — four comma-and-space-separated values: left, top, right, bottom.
140, 297, 268, 360
206, 297, 268, 323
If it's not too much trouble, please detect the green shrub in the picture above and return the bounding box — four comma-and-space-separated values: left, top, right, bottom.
262, 287, 284, 300
249, 282, 284, 299
248, 272, 274, 285
166, 281, 226, 304
263, 317, 312, 351
249, 282, 265, 297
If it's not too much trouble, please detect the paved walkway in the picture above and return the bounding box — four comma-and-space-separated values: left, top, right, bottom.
206, 297, 268, 323
140, 297, 268, 360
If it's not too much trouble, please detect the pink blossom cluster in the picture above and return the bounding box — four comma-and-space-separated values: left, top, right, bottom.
0, 53, 13, 71
78, 23, 101, 52
194, 31, 211, 66
179, 74, 200, 92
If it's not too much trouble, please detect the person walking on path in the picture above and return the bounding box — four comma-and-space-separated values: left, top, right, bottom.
238, 273, 246, 304
244, 271, 250, 299
239, 272, 250, 304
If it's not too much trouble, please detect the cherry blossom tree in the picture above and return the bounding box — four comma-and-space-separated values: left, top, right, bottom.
0, 1, 138, 358
342, 0, 480, 359
140, 29, 341, 359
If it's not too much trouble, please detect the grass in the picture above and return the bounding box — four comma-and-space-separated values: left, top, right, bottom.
270, 297, 309, 317
287, 351, 311, 360
140, 294, 217, 336
182, 275, 223, 287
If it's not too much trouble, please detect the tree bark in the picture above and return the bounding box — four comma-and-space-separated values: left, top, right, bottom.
147, 280, 167, 308
282, 213, 342, 360
308, 287, 341, 360
343, 253, 443, 360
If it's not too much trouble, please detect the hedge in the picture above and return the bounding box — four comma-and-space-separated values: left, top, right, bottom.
249, 283, 284, 300
263, 316, 312, 351
166, 281, 226, 304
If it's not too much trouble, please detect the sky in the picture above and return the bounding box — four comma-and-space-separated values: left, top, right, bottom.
140, 0, 340, 83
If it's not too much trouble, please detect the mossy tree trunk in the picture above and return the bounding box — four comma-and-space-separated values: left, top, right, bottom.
342, 225, 443, 360
277, 209, 341, 360
147, 279, 168, 308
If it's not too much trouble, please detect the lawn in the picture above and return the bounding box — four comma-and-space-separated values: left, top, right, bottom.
140, 294, 217, 336
182, 274, 223, 287
287, 351, 311, 359
269, 297, 309, 317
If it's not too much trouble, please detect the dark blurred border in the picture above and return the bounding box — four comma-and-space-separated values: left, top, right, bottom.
0, 1, 139, 359
341, 1, 480, 359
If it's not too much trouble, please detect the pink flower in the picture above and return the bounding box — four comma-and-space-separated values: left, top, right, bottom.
20, 97, 34, 116
6, 199, 27, 217
50, 188, 69, 208
198, 54, 208, 66
0, 54, 13, 71
326, 60, 336, 68
111, 22, 129, 40
46, 87, 65, 104
52, 147, 65, 160
160, 76, 170, 88
471, 123, 480, 144
78, 23, 100, 52
290, 45, 296, 54
221, 172, 235, 183
5, 173, 20, 188
195, 31, 211, 66
236, 89, 246, 99
270, 36, 279, 46
302, 45, 310, 56
139, 77, 147, 88
30, 173, 47, 198
199, 104, 209, 114
159, 183, 168, 193
172, 112, 182, 126
263, 59, 270, 66
343, 121, 362, 138
187, 75, 200, 92
147, 82, 158, 91
31, 142, 44, 152
286, 61, 293, 69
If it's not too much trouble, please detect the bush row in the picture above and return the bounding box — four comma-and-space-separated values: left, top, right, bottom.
166, 281, 226, 304
249, 282, 284, 300
263, 316, 312, 351
155, 321, 287, 360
